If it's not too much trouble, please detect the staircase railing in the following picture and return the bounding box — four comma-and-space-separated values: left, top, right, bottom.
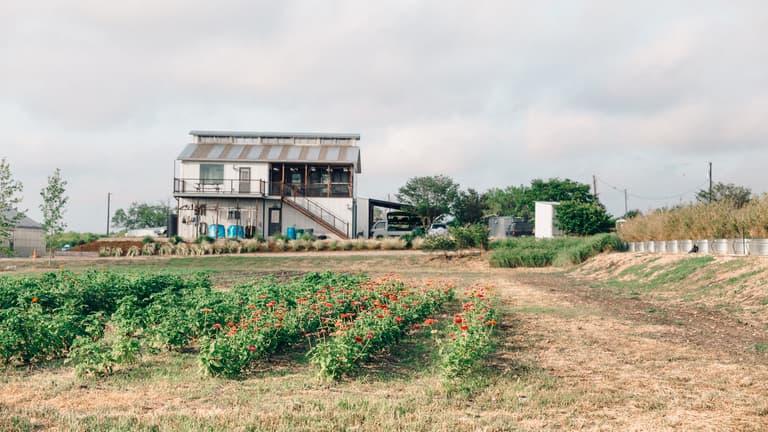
283, 195, 349, 238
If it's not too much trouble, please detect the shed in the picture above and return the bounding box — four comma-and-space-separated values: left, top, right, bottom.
1, 210, 46, 257
534, 201, 562, 239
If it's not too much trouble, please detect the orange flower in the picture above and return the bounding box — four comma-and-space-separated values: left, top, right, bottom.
247, 345, 256, 351
31, 297, 38, 303
424, 318, 435, 326
454, 317, 463, 324
486, 319, 497, 326
394, 316, 403, 323
212, 323, 223, 329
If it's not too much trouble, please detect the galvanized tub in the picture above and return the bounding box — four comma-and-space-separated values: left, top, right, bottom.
696, 240, 711, 254
732, 238, 749, 255
654, 241, 667, 253
666, 240, 679, 254
749, 239, 768, 256
645, 241, 655, 253
711, 239, 731, 255
678, 240, 694, 254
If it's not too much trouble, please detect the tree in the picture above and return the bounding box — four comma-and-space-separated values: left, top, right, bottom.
0, 158, 24, 254
696, 182, 752, 208
527, 178, 594, 206
483, 185, 531, 219
453, 188, 486, 224
39, 168, 69, 252
396, 175, 460, 226
555, 201, 613, 235
112, 202, 170, 230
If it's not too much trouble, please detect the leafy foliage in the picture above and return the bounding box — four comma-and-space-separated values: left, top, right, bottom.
453, 188, 486, 224
397, 175, 460, 226
0, 158, 24, 253
555, 201, 613, 235
696, 182, 752, 209
112, 202, 171, 230
40, 168, 69, 251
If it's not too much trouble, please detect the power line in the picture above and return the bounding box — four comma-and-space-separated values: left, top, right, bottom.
595, 176, 708, 201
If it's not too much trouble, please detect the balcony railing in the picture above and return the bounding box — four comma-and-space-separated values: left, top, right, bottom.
269, 182, 353, 198
174, 178, 267, 195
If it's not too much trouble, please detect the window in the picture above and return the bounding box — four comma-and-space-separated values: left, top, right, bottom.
200, 164, 224, 185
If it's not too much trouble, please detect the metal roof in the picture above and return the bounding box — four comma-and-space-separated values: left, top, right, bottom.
190, 130, 361, 140
177, 143, 362, 173
2, 210, 43, 230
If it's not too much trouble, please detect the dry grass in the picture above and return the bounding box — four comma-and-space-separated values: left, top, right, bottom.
619, 196, 768, 241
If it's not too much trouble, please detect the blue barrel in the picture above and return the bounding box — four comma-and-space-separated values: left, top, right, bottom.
209, 224, 225, 239
286, 226, 296, 240
226, 225, 244, 239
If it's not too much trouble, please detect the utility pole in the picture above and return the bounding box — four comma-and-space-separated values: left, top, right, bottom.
624, 189, 628, 216
708, 162, 713, 203
106, 192, 111, 236
592, 174, 598, 198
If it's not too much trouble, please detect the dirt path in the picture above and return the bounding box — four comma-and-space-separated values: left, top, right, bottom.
495, 270, 768, 430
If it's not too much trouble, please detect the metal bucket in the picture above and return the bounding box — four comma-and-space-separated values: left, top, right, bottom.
654, 241, 667, 253
645, 241, 655, 253
697, 240, 711, 254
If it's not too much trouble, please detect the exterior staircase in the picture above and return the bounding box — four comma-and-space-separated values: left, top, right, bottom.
281, 196, 350, 239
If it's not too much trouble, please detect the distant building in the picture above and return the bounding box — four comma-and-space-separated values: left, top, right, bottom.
173, 131, 361, 240
0, 210, 46, 257
534, 201, 562, 239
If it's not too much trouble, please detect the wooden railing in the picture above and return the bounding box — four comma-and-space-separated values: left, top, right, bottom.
282, 195, 349, 239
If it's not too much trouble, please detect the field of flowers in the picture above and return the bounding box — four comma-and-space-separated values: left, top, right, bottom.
0, 270, 498, 382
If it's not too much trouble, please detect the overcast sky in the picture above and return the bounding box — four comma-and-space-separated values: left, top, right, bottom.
2, 1, 767, 232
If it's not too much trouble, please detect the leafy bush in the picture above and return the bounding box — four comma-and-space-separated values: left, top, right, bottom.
420, 236, 457, 251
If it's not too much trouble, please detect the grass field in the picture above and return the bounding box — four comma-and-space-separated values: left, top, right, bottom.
1, 251, 768, 431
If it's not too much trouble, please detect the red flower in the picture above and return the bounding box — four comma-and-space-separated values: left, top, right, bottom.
460, 325, 468, 331
413, 324, 421, 330
394, 316, 403, 323
354, 336, 363, 343
246, 304, 256, 309
247, 345, 256, 351
424, 318, 435, 326
454, 317, 463, 324
274, 322, 283, 328
212, 323, 223, 329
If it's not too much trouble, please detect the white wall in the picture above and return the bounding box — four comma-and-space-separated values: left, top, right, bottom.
535, 201, 562, 239
176, 197, 264, 240
179, 161, 269, 189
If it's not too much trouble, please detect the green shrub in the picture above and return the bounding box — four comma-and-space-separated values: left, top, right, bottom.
142, 236, 155, 244
421, 236, 457, 251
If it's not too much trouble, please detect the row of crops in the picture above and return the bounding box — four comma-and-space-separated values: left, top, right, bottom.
0, 270, 498, 381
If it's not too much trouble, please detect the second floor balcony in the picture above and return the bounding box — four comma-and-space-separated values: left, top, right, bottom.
174, 178, 353, 199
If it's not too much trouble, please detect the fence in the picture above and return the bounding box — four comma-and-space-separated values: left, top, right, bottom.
625, 238, 768, 256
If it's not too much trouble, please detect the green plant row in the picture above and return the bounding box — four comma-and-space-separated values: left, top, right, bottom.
308, 279, 454, 380
435, 283, 498, 381
488, 234, 622, 268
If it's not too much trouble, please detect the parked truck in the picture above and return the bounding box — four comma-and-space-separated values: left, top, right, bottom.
369, 211, 421, 238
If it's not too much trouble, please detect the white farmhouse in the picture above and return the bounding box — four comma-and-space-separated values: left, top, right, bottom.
173, 131, 361, 240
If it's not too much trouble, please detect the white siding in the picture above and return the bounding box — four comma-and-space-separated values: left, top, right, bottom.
535, 202, 562, 239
